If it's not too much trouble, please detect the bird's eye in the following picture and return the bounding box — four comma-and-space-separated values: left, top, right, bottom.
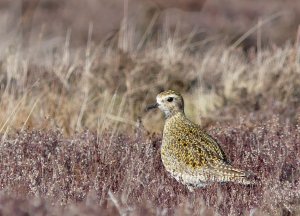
167, 97, 173, 102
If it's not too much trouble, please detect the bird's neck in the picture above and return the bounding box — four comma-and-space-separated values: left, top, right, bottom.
163, 112, 187, 138
164, 111, 186, 123
164, 110, 185, 119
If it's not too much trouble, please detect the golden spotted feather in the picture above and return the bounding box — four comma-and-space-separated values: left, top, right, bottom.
148, 90, 254, 189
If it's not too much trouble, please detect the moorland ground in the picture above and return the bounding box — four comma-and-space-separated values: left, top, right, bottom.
0, 0, 300, 215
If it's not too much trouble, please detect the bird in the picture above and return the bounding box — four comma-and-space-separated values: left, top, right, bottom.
146, 90, 254, 190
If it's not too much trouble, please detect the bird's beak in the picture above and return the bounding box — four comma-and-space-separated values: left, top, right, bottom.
145, 103, 158, 111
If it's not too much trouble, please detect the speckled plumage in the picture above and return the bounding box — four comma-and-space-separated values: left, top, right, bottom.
148, 90, 253, 190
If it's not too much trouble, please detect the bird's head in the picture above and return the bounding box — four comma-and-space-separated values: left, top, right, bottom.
146, 90, 184, 118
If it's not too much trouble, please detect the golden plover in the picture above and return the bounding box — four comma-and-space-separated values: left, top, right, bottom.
147, 90, 254, 190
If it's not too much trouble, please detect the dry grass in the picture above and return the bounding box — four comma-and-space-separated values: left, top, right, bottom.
0, 0, 299, 135
0, 37, 299, 134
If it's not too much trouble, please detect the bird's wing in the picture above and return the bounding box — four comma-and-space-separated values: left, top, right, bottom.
184, 121, 229, 164
188, 140, 252, 183
181, 122, 252, 183
176, 119, 229, 167
197, 130, 230, 164
188, 138, 226, 167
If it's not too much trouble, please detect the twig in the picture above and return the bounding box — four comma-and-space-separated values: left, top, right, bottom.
231, 12, 284, 49
108, 190, 126, 216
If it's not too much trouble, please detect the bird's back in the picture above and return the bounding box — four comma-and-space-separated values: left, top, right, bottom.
161, 112, 253, 187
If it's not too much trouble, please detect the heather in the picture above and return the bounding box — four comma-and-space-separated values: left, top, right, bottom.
0, 118, 300, 215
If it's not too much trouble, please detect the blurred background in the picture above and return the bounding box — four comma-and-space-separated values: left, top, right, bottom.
0, 0, 299, 134
2, 0, 300, 47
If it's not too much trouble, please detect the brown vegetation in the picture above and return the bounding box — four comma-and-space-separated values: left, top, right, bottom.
0, 40, 299, 134
0, 0, 300, 215
2, 0, 300, 46
150, 0, 206, 11
1, 118, 300, 215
